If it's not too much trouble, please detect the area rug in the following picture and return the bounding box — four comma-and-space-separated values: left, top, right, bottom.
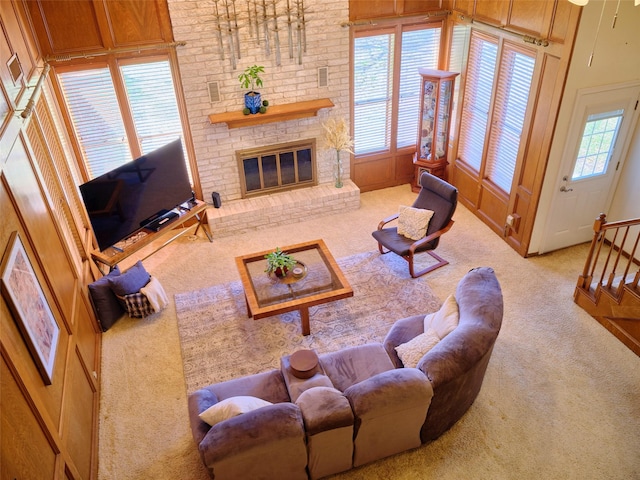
174, 251, 442, 394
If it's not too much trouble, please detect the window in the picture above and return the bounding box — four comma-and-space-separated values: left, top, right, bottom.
572, 110, 623, 180
353, 25, 441, 155
457, 33, 498, 172
448, 24, 470, 140
353, 33, 394, 155
397, 29, 441, 148
457, 32, 535, 194
485, 44, 535, 193
58, 58, 190, 181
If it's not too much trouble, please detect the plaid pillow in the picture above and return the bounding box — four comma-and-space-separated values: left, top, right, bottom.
118, 291, 154, 318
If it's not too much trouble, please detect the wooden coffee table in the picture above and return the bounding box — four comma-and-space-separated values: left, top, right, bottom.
235, 239, 353, 335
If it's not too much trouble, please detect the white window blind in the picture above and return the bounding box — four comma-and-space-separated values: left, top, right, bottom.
448, 24, 470, 140
353, 34, 394, 155
457, 33, 498, 172
397, 28, 441, 148
58, 59, 189, 181
121, 61, 184, 154
485, 44, 535, 193
58, 68, 130, 178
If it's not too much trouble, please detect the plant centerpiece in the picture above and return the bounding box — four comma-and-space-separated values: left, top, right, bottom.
321, 116, 354, 188
264, 247, 297, 278
238, 65, 266, 115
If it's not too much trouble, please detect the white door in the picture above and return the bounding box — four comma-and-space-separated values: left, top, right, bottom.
540, 82, 640, 253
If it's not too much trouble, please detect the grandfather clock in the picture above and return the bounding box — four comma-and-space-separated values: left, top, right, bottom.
412, 68, 459, 192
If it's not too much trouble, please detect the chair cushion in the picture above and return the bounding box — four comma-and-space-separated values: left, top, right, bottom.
397, 205, 435, 240
395, 328, 441, 368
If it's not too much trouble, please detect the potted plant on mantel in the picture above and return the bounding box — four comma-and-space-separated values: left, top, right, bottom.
238, 64, 267, 115
264, 247, 297, 278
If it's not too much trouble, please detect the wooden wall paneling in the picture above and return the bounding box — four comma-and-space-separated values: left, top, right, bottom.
2, 135, 78, 326
61, 344, 99, 480
401, 0, 444, 16
74, 290, 100, 381
451, 161, 480, 208
1, 176, 69, 426
349, 0, 397, 21
352, 154, 394, 192
25, 0, 106, 57
507, 0, 552, 37
507, 53, 562, 254
0, 0, 35, 107
473, 0, 509, 27
104, 0, 172, 47
0, 353, 59, 480
451, 0, 474, 17
477, 180, 509, 235
395, 150, 415, 183
549, 0, 577, 44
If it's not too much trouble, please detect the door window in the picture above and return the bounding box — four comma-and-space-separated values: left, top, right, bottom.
572, 109, 623, 180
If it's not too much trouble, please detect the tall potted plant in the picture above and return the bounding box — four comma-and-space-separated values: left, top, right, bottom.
238, 65, 265, 114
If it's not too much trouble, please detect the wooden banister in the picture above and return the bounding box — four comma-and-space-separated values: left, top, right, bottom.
577, 213, 640, 299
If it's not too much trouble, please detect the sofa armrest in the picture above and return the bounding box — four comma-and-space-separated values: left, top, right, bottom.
188, 388, 219, 446
199, 402, 307, 479
296, 386, 353, 435
344, 368, 433, 467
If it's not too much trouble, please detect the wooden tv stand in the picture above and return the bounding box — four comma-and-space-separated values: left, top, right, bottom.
91, 199, 212, 272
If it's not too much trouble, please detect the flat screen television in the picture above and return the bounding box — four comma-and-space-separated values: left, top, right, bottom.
79, 138, 193, 251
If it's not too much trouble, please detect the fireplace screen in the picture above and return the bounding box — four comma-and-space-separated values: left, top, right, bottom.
237, 139, 317, 198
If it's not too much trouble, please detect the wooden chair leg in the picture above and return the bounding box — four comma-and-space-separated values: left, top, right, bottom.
407, 251, 449, 278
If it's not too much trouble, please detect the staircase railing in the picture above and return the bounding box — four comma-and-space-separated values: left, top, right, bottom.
577, 213, 640, 300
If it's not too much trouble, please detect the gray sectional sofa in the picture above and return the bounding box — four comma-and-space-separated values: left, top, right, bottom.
188, 267, 503, 479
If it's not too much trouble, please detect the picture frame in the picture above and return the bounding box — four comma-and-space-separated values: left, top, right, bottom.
1, 231, 59, 385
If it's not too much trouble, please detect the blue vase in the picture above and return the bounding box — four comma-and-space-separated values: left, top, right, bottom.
244, 92, 262, 114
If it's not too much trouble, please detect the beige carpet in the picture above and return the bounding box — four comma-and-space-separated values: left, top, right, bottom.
98, 184, 640, 480
174, 251, 441, 393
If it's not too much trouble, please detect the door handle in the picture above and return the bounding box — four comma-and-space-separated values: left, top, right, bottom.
560, 175, 573, 192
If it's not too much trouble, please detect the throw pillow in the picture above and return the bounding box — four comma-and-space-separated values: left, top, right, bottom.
424, 294, 459, 339
117, 291, 155, 318
108, 260, 151, 296
199, 396, 273, 427
395, 328, 441, 368
88, 266, 125, 331
397, 205, 435, 241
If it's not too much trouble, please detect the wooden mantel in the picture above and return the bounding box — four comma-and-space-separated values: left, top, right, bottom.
208, 98, 334, 128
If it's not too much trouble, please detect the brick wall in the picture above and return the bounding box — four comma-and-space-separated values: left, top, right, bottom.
166, 0, 351, 204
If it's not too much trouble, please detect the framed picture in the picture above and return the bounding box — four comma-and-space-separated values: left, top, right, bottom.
1, 231, 59, 385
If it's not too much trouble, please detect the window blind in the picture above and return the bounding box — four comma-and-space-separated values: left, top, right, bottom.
396, 27, 441, 148
58, 59, 190, 182
353, 34, 394, 155
121, 61, 185, 155
58, 68, 130, 178
485, 44, 535, 193
457, 33, 498, 172
448, 24, 470, 140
